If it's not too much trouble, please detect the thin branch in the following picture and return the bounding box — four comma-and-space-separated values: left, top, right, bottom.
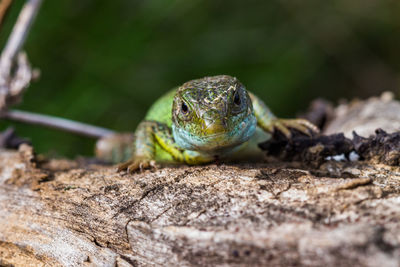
0, 0, 115, 140
0, 0, 117, 140
1, 109, 116, 138
0, 0, 42, 71
0, 0, 42, 110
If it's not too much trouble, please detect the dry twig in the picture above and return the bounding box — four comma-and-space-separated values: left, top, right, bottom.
0, 0, 115, 140
2, 109, 115, 138
0, 0, 42, 110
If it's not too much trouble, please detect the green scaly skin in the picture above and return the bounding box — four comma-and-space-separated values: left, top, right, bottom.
113, 75, 318, 172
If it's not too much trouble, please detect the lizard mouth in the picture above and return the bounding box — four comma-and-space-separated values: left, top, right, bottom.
172, 114, 257, 152
201, 131, 228, 138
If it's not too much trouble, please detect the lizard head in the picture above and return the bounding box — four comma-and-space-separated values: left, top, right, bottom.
172, 75, 257, 152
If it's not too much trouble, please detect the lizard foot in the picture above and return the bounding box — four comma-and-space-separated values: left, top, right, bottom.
271, 118, 319, 138
117, 157, 157, 173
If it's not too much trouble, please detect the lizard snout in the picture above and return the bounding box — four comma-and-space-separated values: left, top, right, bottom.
202, 110, 228, 135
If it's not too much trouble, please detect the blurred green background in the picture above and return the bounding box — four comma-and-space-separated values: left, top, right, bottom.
1, 0, 400, 157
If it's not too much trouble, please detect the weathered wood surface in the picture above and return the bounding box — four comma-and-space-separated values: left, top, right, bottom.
1, 94, 400, 266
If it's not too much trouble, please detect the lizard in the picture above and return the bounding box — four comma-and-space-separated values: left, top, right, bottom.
96, 75, 318, 172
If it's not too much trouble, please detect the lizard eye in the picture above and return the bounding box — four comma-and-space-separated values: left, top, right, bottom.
233, 91, 241, 106
181, 102, 189, 114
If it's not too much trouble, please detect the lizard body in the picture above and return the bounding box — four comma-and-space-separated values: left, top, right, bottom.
97, 75, 318, 171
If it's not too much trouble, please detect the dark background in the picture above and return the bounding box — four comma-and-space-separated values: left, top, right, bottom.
1, 0, 399, 157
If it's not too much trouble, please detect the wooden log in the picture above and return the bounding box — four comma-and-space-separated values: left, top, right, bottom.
1, 94, 400, 266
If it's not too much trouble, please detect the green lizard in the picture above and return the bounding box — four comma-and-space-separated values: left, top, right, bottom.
96, 75, 318, 172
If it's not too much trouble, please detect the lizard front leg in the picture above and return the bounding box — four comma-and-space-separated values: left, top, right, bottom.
118, 120, 213, 172
249, 92, 319, 138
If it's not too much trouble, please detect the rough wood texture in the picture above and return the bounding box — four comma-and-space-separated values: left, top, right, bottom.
1, 95, 400, 266
324, 92, 400, 137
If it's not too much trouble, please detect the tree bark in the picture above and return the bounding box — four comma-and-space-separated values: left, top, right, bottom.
1, 94, 400, 266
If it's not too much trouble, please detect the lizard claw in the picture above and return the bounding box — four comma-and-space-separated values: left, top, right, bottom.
117, 157, 157, 173
272, 118, 319, 138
